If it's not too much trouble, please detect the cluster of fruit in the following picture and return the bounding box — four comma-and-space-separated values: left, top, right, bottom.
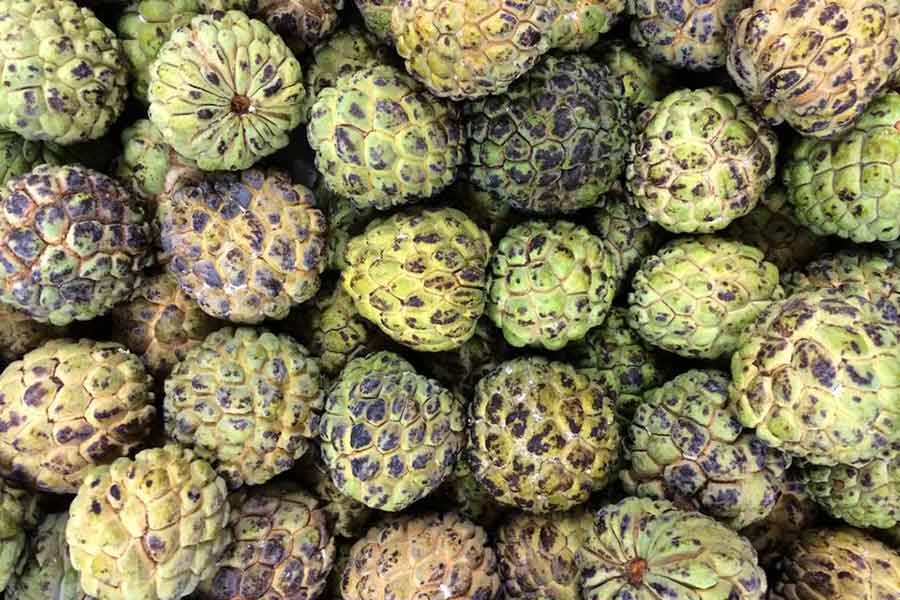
0, 0, 897, 599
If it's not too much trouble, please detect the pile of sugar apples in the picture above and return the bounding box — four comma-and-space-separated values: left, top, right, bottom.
0, 0, 897, 598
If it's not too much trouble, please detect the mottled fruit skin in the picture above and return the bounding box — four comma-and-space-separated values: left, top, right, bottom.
0, 0, 129, 144
318, 352, 466, 511
487, 220, 619, 350
0, 480, 40, 593
627, 88, 779, 233
628, 0, 748, 70
550, 0, 624, 50
589, 41, 671, 115
496, 510, 588, 600
768, 528, 900, 600
294, 454, 374, 538
161, 169, 327, 324
0, 339, 155, 494
628, 236, 784, 359
0, 165, 151, 326
320, 191, 375, 273
730, 291, 900, 466
5, 513, 89, 600
114, 119, 199, 205
353, 0, 395, 41
148, 11, 305, 171
423, 318, 508, 400
429, 458, 508, 528
727, 0, 900, 138
468, 356, 620, 513
391, 0, 558, 100
308, 65, 464, 209
66, 445, 231, 600
0, 131, 42, 187
342, 513, 501, 600
164, 327, 324, 488
578, 497, 767, 600
588, 195, 663, 290
806, 455, 900, 529
622, 369, 791, 529
342, 207, 491, 352
782, 91, 900, 243
466, 54, 631, 214
200, 481, 336, 600
0, 302, 64, 364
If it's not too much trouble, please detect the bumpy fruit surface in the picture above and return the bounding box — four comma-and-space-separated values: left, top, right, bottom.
550, 0, 624, 50
806, 455, 900, 529
66, 445, 231, 600
487, 221, 619, 350
468, 356, 620, 513
199, 481, 336, 600
627, 88, 778, 233
391, 0, 558, 100
295, 454, 374, 538
466, 54, 631, 214
112, 272, 222, 377
590, 41, 671, 114
320, 192, 375, 273
0, 131, 42, 187
308, 65, 463, 209
353, 0, 395, 41
0, 480, 39, 593
578, 497, 767, 600
199, 0, 340, 52
117, 0, 200, 103
496, 510, 588, 600
730, 291, 900, 466
429, 458, 508, 528
622, 369, 791, 529
768, 528, 900, 600
342, 513, 501, 600
164, 327, 323, 488
318, 352, 466, 511
782, 91, 900, 242
148, 10, 305, 171
628, 0, 747, 70
161, 169, 327, 323
0, 303, 63, 364
6, 513, 88, 600
628, 236, 784, 359
423, 318, 507, 400
342, 207, 491, 352
0, 165, 151, 326
588, 196, 663, 289
0, 0, 129, 144
728, 0, 900, 138
0, 339, 155, 494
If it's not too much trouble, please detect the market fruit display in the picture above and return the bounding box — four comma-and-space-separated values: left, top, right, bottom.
551, 0, 624, 51
805, 455, 900, 529
199, 0, 341, 52
589, 41, 670, 114
164, 327, 324, 488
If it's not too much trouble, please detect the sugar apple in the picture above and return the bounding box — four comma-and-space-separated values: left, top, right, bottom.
627, 87, 779, 233
66, 444, 231, 600
422, 318, 508, 400
805, 455, 900, 529
487, 220, 620, 350
627, 0, 748, 70
148, 10, 305, 171
308, 65, 464, 209
342, 207, 491, 352
781, 91, 900, 242
160, 169, 327, 324
164, 327, 324, 488
117, 0, 200, 103
318, 351, 466, 511
466, 53, 631, 214
730, 291, 900, 466
0, 302, 64, 364
768, 528, 900, 600
428, 458, 508, 528
468, 356, 620, 513
0, 0, 129, 144
723, 184, 828, 272
622, 369, 791, 529
199, 480, 336, 600
319, 192, 375, 273
0, 480, 40, 593
111, 272, 222, 377
0, 338, 155, 494
589, 41, 671, 114
452, 178, 520, 240
294, 453, 374, 538
550, 0, 625, 50
5, 513, 88, 600
628, 236, 784, 359
578, 497, 767, 600
341, 512, 501, 600
391, 0, 558, 100
353, 0, 394, 41
0, 164, 151, 326
567, 307, 669, 422
0, 131, 42, 187
198, 0, 340, 52
728, 0, 900, 138
496, 509, 588, 600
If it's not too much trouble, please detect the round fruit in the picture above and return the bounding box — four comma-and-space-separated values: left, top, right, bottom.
5, 513, 88, 600
342, 207, 491, 352
198, 0, 340, 52
148, 10, 305, 171
0, 164, 151, 326
0, 480, 39, 593
589, 41, 671, 114
468, 356, 620, 513
0, 303, 64, 364
319, 192, 375, 273
353, 0, 394, 41
66, 445, 231, 600
318, 352, 466, 511
422, 318, 507, 400
805, 455, 900, 529
588, 195, 663, 289
627, 87, 778, 234
550, 0, 625, 50
294, 453, 374, 538
114, 119, 199, 206
0, 131, 42, 187
429, 458, 508, 528
164, 327, 324, 488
